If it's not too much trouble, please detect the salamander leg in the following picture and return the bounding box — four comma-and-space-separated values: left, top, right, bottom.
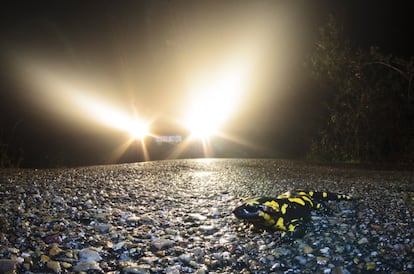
285, 219, 307, 239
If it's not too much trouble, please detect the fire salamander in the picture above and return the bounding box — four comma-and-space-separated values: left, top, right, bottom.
233, 190, 351, 238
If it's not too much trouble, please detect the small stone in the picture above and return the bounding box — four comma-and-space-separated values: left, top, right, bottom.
303, 245, 313, 254
320, 247, 330, 255
113, 241, 129, 251
61, 262, 72, 269
295, 255, 307, 265
47, 260, 62, 273
358, 237, 368, 245
316, 256, 329, 265
40, 254, 51, 263
165, 228, 177, 235
7, 247, 19, 254
188, 213, 207, 221
195, 269, 207, 274
126, 216, 141, 223
0, 259, 18, 273
122, 262, 151, 273
331, 266, 344, 274
370, 224, 383, 231
44, 235, 62, 244
23, 263, 31, 271
275, 247, 291, 256
15, 257, 24, 264
366, 262, 376, 271
21, 252, 31, 258
179, 253, 193, 264
78, 248, 102, 262
199, 224, 217, 235
95, 213, 109, 221
49, 245, 63, 256
73, 261, 102, 272
155, 250, 166, 256
52, 196, 66, 204
140, 215, 153, 223
151, 238, 175, 251
95, 224, 112, 233
210, 207, 220, 217
142, 256, 159, 264
165, 266, 181, 274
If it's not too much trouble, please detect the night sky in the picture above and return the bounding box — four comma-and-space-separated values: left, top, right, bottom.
0, 0, 412, 168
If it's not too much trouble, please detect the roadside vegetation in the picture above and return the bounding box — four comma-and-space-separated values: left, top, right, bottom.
307, 15, 414, 163
0, 121, 23, 168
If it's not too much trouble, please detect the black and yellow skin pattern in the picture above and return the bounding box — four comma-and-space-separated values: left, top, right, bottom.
233, 190, 351, 238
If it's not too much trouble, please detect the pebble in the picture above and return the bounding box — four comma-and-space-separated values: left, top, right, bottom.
199, 224, 218, 235
126, 216, 141, 223
295, 255, 307, 265
317, 256, 330, 265
320, 247, 330, 255
178, 253, 193, 264
72, 261, 102, 272
78, 248, 102, 262
357, 237, 369, 244
113, 240, 128, 251
61, 262, 72, 269
0, 259, 18, 273
188, 213, 208, 221
44, 235, 62, 244
303, 245, 313, 254
94, 223, 112, 232
46, 260, 61, 273
49, 245, 63, 256
122, 263, 151, 274
151, 238, 175, 251
40, 254, 50, 263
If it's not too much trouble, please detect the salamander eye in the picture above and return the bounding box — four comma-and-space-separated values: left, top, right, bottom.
244, 204, 260, 212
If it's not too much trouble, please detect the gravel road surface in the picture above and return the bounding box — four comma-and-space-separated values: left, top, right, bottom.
0, 159, 413, 273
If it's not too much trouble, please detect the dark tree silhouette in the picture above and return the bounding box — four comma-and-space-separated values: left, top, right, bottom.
308, 15, 414, 163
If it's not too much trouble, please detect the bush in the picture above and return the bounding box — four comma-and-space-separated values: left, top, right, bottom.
307, 15, 414, 163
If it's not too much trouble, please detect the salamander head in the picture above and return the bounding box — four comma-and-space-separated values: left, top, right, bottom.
233, 197, 280, 225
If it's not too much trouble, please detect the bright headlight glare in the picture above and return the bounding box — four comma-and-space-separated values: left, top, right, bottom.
183, 56, 252, 139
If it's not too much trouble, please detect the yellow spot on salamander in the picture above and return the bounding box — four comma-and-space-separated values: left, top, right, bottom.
264, 200, 279, 210
259, 212, 275, 225
275, 217, 286, 230
281, 203, 288, 214
288, 223, 297, 232
323, 192, 328, 198
301, 195, 314, 207
277, 191, 291, 199
287, 197, 306, 206
338, 194, 350, 200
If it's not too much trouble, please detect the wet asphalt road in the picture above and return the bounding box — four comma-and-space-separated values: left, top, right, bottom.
0, 158, 413, 273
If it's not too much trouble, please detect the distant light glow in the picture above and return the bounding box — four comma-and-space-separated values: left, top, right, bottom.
128, 122, 150, 140
183, 57, 251, 140
187, 118, 217, 139
72, 93, 150, 140
11, 60, 152, 161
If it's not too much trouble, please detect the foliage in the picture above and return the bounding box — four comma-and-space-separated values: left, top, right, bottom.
307, 15, 414, 163
0, 121, 24, 168
0, 139, 23, 168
